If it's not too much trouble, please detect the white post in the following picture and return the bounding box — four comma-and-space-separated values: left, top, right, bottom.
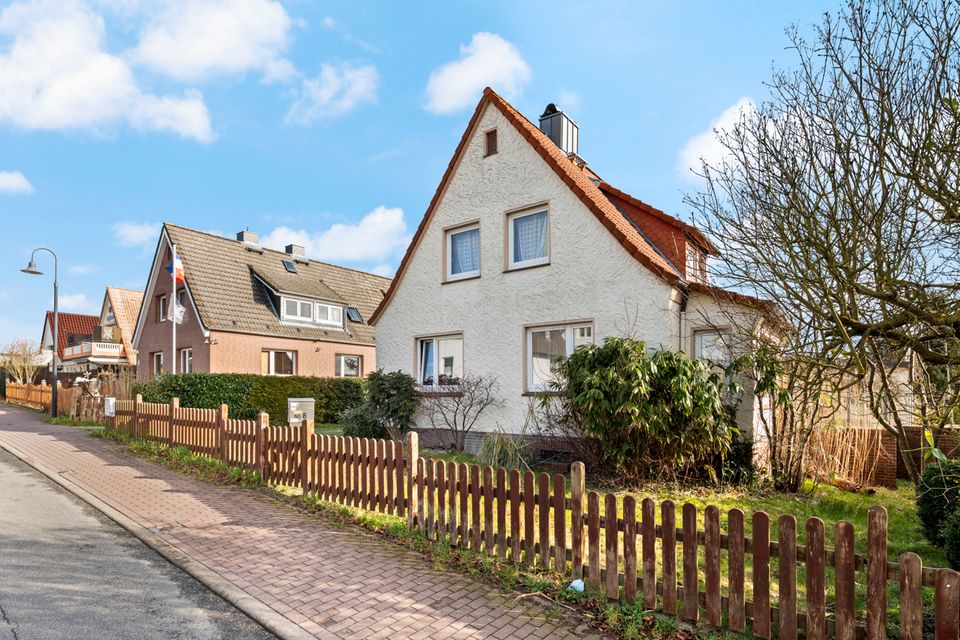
171, 242, 177, 375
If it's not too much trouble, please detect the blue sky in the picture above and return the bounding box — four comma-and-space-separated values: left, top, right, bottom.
0, 0, 838, 345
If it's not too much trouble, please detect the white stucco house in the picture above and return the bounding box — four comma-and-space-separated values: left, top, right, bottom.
371, 88, 774, 453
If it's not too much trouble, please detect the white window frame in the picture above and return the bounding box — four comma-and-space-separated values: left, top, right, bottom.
315, 302, 343, 328
693, 329, 732, 365
525, 321, 594, 392
281, 297, 314, 323
445, 223, 480, 281
152, 352, 163, 375
335, 354, 363, 378
416, 334, 463, 388
264, 349, 297, 376
507, 209, 550, 270
686, 243, 707, 283
158, 295, 167, 323
179, 348, 193, 373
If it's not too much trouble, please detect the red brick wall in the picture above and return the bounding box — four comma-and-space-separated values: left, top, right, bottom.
209, 331, 376, 377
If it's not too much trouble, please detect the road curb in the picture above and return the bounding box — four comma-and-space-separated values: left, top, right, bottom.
0, 436, 316, 640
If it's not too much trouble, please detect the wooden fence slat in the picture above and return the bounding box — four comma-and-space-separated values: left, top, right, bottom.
661, 501, 677, 616
682, 502, 698, 621
753, 511, 771, 639
623, 496, 637, 603
510, 469, 521, 564
588, 492, 600, 590
936, 568, 960, 640
641, 497, 655, 610
522, 471, 535, 566
704, 505, 721, 627
471, 465, 482, 552
405, 432, 417, 525
570, 462, 585, 580
727, 508, 745, 633
436, 461, 447, 540
867, 506, 888, 640
496, 467, 507, 560
447, 461, 458, 545
538, 472, 550, 571
806, 517, 826, 640
427, 459, 436, 540
417, 458, 427, 534
395, 438, 406, 517
385, 440, 396, 515
605, 493, 619, 600
352, 437, 361, 507
778, 515, 798, 640
483, 466, 494, 556
459, 462, 469, 547
900, 552, 922, 640
553, 474, 566, 574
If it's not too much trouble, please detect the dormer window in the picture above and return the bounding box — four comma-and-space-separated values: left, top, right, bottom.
686, 243, 707, 283
279, 296, 344, 328
315, 303, 343, 327
283, 298, 313, 323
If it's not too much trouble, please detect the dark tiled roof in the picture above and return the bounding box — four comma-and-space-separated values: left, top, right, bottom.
166, 224, 390, 345
45, 311, 98, 357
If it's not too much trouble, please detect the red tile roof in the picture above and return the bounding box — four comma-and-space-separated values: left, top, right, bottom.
44, 311, 99, 357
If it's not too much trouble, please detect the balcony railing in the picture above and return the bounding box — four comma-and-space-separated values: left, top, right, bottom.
63, 341, 124, 360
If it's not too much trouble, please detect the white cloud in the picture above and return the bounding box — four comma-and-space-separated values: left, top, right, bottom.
369, 263, 394, 278
131, 0, 295, 83
557, 90, 582, 113
59, 292, 95, 312
0, 170, 33, 194
677, 97, 754, 181
261, 206, 408, 264
113, 221, 161, 249
425, 33, 531, 115
68, 263, 98, 275
284, 63, 378, 125
0, 0, 213, 142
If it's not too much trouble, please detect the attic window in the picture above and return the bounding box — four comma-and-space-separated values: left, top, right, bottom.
283, 259, 298, 274
485, 129, 498, 156
346, 306, 363, 323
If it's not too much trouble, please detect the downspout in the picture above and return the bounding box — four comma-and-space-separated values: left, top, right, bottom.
677, 283, 689, 353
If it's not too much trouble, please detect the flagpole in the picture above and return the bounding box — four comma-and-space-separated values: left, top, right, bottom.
171, 242, 177, 375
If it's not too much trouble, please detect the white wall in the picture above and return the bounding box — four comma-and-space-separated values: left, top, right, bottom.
376, 103, 678, 435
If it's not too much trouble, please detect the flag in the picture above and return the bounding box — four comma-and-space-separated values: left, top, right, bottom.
167, 253, 185, 283
167, 296, 185, 324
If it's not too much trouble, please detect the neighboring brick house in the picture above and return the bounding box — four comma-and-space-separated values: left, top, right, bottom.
132, 223, 391, 381
372, 88, 776, 450
59, 287, 143, 373
39, 311, 99, 375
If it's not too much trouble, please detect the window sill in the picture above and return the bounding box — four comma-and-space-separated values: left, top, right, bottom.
504, 261, 550, 274
418, 387, 463, 398
442, 274, 480, 285
521, 390, 558, 397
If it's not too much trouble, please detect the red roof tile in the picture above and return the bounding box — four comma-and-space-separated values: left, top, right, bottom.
44, 311, 99, 358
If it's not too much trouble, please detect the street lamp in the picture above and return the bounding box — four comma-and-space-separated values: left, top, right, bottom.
21, 248, 59, 418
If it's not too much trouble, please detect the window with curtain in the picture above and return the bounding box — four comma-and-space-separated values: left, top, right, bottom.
526, 322, 593, 391
693, 330, 731, 364
447, 225, 480, 280
417, 335, 463, 386
509, 210, 549, 269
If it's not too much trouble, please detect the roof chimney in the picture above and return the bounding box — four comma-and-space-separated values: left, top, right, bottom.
237, 229, 260, 248
285, 244, 305, 259
539, 103, 579, 156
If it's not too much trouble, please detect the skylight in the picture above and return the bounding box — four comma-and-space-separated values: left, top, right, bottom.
346, 306, 363, 323
282, 260, 298, 274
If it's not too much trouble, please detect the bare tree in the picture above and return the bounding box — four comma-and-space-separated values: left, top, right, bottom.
686, 0, 960, 483
420, 373, 503, 452
1, 339, 42, 385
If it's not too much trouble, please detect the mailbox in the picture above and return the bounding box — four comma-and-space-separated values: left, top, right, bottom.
287, 397, 315, 427
103, 397, 116, 418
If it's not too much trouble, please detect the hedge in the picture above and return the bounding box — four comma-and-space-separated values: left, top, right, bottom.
134, 373, 365, 424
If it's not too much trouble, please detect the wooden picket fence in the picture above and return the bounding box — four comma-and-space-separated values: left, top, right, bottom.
5, 381, 53, 411
102, 396, 960, 638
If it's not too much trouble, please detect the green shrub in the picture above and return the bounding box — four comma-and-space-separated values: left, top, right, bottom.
341, 404, 389, 439
917, 460, 960, 545
365, 370, 418, 439
552, 337, 737, 482
134, 373, 365, 425
945, 510, 960, 569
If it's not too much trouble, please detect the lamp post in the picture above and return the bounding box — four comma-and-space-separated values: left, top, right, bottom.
22, 248, 58, 417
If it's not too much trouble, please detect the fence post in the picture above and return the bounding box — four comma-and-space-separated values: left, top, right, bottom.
256, 412, 268, 478
301, 414, 313, 492
133, 393, 142, 438
867, 506, 888, 640
168, 397, 178, 445
570, 461, 585, 580
406, 431, 419, 528
217, 404, 229, 461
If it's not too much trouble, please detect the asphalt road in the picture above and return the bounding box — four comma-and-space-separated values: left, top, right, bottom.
0, 448, 277, 640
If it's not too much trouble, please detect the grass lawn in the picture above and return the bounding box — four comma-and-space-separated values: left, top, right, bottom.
313, 423, 342, 436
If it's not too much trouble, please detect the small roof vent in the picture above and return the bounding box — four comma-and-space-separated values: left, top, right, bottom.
539, 103, 579, 156
237, 229, 260, 249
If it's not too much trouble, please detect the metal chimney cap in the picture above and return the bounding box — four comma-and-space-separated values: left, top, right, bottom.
541, 103, 560, 118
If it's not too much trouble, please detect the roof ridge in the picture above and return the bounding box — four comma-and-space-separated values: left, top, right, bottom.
165, 221, 392, 282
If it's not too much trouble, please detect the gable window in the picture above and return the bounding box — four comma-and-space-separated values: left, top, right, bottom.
158, 295, 167, 322
335, 354, 362, 378
693, 330, 731, 364
526, 322, 593, 392
315, 303, 343, 327
152, 352, 163, 375
686, 244, 707, 283
417, 334, 463, 387
282, 297, 313, 323
179, 348, 193, 373
508, 209, 549, 270
485, 129, 498, 156
446, 224, 480, 281
262, 349, 296, 376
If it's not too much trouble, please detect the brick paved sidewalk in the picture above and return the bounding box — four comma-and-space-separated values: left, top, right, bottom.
0, 404, 601, 640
